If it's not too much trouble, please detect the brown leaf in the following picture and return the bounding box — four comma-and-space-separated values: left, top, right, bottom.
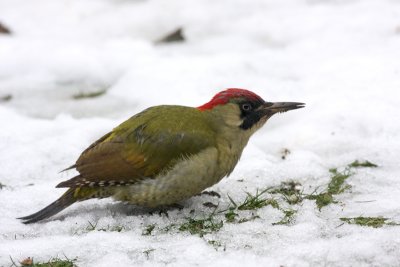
20, 257, 33, 266
0, 22, 11, 34
156, 28, 185, 44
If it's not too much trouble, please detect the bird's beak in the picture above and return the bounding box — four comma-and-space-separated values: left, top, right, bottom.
260, 102, 305, 115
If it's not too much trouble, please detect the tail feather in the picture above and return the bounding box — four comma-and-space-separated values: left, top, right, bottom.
18, 188, 77, 224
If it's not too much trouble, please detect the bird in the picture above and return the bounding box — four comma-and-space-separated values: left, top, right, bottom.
19, 88, 304, 223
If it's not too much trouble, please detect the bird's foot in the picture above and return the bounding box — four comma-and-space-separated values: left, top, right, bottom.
150, 203, 184, 217
198, 191, 221, 198
202, 202, 218, 208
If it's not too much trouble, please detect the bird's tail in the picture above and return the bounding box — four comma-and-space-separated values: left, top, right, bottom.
18, 187, 116, 224
18, 188, 77, 224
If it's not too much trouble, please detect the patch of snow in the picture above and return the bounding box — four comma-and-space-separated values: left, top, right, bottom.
1, 0, 400, 266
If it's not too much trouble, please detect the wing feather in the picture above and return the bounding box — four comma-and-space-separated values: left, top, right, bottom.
57, 106, 216, 188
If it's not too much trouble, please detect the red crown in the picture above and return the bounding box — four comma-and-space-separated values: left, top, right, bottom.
198, 88, 263, 111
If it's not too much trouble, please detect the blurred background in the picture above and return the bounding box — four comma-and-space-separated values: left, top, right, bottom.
0, 0, 398, 118
1, 0, 400, 266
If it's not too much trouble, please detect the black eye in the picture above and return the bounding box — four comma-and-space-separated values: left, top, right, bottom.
242, 103, 252, 111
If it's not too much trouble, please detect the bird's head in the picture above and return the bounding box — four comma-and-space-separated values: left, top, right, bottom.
198, 88, 305, 133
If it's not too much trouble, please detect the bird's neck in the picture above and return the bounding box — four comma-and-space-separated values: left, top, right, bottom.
207, 104, 258, 176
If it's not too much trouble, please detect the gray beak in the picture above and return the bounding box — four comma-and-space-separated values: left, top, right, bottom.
261, 102, 305, 114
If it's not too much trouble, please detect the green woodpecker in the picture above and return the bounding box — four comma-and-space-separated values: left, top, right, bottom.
19, 88, 304, 223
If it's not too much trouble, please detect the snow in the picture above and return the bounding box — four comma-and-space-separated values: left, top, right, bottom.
1, 0, 400, 266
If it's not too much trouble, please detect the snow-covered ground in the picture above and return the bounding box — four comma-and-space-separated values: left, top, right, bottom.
1, 0, 400, 266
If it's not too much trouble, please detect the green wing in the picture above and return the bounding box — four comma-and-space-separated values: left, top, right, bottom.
57, 106, 216, 188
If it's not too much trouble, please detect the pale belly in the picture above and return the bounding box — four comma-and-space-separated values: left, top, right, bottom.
112, 147, 225, 207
